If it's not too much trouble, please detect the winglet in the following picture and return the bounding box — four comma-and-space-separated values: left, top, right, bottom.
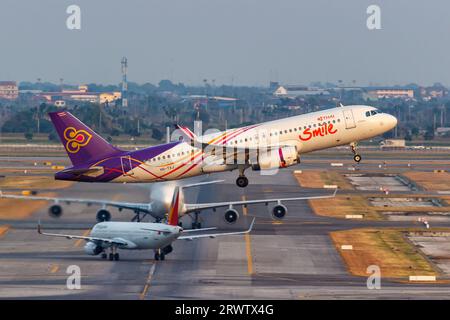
246, 218, 256, 233
181, 180, 224, 189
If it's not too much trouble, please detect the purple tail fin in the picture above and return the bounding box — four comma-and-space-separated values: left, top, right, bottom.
48, 111, 122, 166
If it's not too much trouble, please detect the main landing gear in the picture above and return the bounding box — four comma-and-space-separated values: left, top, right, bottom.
102, 247, 119, 261
154, 245, 173, 261
131, 210, 149, 222
154, 249, 165, 261
350, 142, 362, 163
236, 166, 249, 188
191, 211, 202, 229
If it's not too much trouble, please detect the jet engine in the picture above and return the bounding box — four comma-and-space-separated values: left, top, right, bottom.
252, 146, 299, 171
224, 208, 239, 224
96, 209, 111, 222
48, 204, 63, 218
84, 242, 103, 255
272, 204, 287, 220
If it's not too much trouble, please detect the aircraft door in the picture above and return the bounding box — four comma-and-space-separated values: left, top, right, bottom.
121, 155, 134, 175
342, 109, 356, 129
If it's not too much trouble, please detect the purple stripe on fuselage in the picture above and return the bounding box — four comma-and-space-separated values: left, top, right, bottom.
55, 141, 182, 182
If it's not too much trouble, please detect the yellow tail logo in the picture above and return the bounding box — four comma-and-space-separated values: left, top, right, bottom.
63, 127, 92, 154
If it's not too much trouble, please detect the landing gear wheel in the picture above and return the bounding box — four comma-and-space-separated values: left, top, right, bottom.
109, 253, 114, 261
236, 176, 249, 188
114, 253, 120, 261
160, 253, 165, 261
154, 252, 160, 261
101, 253, 107, 259
353, 154, 362, 163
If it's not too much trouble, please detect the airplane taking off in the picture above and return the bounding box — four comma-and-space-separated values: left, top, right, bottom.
47, 105, 397, 187
0, 181, 337, 227
37, 187, 255, 261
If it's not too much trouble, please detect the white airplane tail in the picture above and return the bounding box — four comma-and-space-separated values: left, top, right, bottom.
167, 180, 224, 226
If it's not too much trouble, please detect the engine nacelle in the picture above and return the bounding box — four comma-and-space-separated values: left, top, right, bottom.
252, 146, 299, 171
272, 204, 287, 220
96, 209, 111, 222
48, 204, 63, 218
224, 209, 239, 224
84, 242, 103, 255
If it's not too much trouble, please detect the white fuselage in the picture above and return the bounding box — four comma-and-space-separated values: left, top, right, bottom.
115, 105, 397, 182
90, 222, 181, 250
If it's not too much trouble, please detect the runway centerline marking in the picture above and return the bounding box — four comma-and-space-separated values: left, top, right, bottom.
74, 229, 91, 247
242, 195, 254, 275
140, 263, 156, 300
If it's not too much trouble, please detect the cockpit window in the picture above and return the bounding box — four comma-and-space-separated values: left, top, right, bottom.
371, 110, 379, 116
365, 111, 371, 117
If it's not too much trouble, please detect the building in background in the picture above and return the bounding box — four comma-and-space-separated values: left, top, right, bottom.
420, 85, 449, 101
0, 81, 19, 100
36, 85, 121, 105
365, 88, 414, 100
273, 85, 330, 98
435, 127, 450, 137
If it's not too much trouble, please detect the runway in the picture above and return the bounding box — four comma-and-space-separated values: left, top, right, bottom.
1, 165, 450, 299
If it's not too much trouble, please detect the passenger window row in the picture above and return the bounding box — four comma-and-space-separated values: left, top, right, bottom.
153, 116, 344, 161
152, 150, 190, 162
228, 119, 341, 144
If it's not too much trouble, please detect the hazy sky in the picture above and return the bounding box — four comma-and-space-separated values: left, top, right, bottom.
1, 0, 449, 86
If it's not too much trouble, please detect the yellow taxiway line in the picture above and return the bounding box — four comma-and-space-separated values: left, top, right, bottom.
0, 225, 10, 238
50, 264, 59, 274
74, 229, 91, 247
140, 263, 156, 300
241, 196, 254, 275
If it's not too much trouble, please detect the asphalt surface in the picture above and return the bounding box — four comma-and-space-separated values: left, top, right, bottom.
1, 160, 450, 299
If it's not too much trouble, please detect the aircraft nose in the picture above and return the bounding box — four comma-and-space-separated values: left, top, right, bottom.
388, 114, 398, 129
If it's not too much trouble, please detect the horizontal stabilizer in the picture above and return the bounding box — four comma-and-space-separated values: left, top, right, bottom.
61, 166, 104, 176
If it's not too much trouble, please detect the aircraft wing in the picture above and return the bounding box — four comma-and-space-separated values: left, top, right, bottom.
184, 189, 337, 212
178, 218, 255, 240
37, 223, 127, 246
0, 191, 152, 213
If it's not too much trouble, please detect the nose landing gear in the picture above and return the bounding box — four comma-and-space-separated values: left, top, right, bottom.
104, 247, 119, 261
236, 165, 249, 188
350, 142, 362, 163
